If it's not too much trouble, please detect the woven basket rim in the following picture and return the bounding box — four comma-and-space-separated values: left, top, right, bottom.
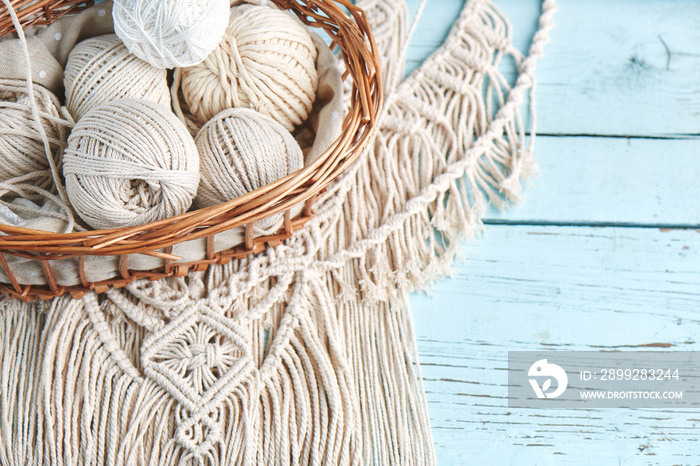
0, 0, 383, 300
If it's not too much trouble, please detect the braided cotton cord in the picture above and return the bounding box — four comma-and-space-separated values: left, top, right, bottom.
195, 108, 303, 207
113, 0, 230, 69
0, 0, 556, 280
180, 3, 318, 132
195, 108, 303, 231
0, 82, 65, 183
63, 99, 200, 230
65, 34, 171, 121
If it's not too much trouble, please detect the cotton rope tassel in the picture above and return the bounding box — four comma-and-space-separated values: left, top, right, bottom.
113, 0, 231, 69
63, 99, 200, 230
64, 34, 171, 121
195, 108, 303, 230
180, 3, 318, 132
0, 80, 71, 188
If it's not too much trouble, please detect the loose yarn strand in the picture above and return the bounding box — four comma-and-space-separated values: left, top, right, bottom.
525, 0, 557, 155
386, 0, 429, 101
0, 0, 71, 207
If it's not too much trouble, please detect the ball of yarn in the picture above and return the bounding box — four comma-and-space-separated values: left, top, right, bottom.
64, 99, 200, 230
113, 0, 230, 69
195, 107, 303, 230
64, 34, 170, 121
181, 3, 318, 132
0, 80, 68, 187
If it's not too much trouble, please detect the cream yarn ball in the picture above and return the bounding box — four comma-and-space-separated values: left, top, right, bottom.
181, 3, 318, 132
195, 108, 303, 230
64, 99, 200, 230
0, 80, 68, 188
64, 34, 170, 121
113, 0, 230, 69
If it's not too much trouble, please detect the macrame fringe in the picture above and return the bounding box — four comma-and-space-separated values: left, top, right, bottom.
329, 0, 540, 303
0, 274, 362, 465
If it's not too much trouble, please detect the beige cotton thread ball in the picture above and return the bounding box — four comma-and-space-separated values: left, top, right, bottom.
113, 0, 230, 69
63, 99, 200, 230
181, 3, 318, 132
195, 108, 303, 230
0, 79, 71, 188
64, 34, 170, 121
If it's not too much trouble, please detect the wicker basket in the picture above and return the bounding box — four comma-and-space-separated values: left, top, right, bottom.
0, 0, 95, 37
0, 0, 382, 301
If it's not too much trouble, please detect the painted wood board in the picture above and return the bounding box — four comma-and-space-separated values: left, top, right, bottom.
482, 135, 700, 226
405, 0, 700, 138
405, 0, 700, 226
411, 225, 700, 465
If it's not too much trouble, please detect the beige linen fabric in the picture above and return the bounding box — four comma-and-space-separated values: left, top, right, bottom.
0, 2, 116, 95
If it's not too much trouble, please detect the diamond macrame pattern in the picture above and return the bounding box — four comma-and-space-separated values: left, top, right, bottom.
152, 321, 240, 396
141, 303, 257, 455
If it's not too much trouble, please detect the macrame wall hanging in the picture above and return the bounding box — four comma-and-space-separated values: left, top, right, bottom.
0, 0, 555, 464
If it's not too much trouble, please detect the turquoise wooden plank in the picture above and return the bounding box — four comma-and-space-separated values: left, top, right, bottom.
411, 225, 700, 465
483, 135, 700, 226
405, 0, 700, 137
404, 1, 700, 227
523, 0, 700, 137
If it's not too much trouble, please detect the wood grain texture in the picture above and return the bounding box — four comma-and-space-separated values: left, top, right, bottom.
405, 0, 700, 464
483, 136, 700, 226
406, 0, 700, 137
526, 0, 700, 138
412, 225, 700, 465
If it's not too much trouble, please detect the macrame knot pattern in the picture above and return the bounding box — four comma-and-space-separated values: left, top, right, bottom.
142, 302, 256, 457
0, 0, 559, 462
181, 339, 237, 374
175, 405, 225, 457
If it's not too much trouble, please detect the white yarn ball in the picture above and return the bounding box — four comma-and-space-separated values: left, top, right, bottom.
195, 108, 303, 230
181, 3, 318, 132
113, 0, 230, 69
64, 99, 200, 230
64, 34, 170, 121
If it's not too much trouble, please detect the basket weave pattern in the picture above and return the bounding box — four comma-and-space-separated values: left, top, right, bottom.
0, 0, 382, 301
0, 0, 94, 37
